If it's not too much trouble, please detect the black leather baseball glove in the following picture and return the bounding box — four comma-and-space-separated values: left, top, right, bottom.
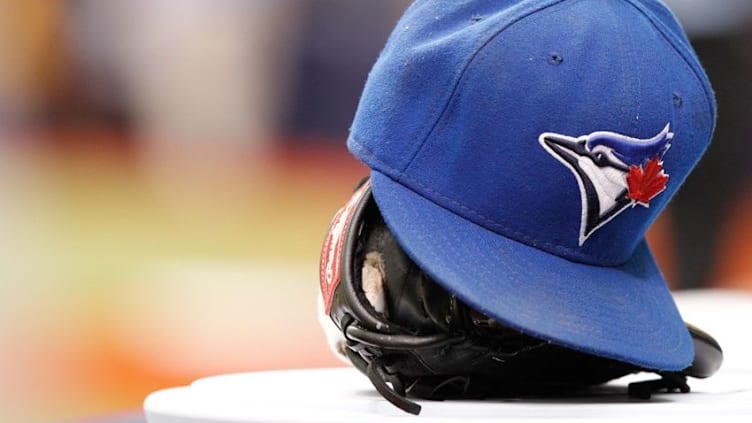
318, 179, 723, 415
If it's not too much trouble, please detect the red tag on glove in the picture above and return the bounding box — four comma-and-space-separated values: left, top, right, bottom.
319, 181, 370, 314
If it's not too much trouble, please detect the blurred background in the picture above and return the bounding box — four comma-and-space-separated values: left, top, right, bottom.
0, 1, 750, 422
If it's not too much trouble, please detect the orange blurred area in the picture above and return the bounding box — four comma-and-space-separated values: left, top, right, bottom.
0, 128, 365, 422
713, 189, 752, 289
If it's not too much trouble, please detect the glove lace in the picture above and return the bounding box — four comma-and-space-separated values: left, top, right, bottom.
366, 356, 422, 415
627, 372, 690, 399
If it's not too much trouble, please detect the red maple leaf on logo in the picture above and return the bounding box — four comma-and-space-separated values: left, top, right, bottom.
626, 157, 669, 206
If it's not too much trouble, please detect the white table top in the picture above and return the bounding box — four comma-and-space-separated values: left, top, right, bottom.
144, 289, 752, 422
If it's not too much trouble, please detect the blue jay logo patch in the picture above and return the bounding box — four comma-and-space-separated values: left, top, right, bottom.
539, 124, 673, 246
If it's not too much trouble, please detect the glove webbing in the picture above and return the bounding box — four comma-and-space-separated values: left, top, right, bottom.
344, 314, 693, 415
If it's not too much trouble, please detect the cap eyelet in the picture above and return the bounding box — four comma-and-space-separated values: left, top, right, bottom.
548, 53, 563, 65
673, 92, 683, 108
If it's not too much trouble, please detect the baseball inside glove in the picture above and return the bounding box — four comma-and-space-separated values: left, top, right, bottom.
318, 179, 723, 415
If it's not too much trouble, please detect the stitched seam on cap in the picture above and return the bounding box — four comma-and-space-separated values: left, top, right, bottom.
618, 0, 715, 203
622, 0, 716, 131
401, 173, 629, 266
401, 0, 570, 172
355, 139, 632, 266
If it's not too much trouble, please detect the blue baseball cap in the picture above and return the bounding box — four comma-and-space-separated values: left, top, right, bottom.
347, 0, 716, 370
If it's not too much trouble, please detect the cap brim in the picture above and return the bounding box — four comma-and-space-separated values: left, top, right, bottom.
370, 171, 693, 371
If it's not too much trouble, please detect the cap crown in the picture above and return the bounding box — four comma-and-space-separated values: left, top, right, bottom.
348, 0, 715, 265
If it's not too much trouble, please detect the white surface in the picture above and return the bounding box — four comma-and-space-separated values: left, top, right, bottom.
144, 289, 752, 423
